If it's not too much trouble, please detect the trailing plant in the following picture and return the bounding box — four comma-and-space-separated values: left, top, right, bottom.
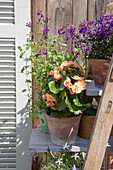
18, 10, 89, 119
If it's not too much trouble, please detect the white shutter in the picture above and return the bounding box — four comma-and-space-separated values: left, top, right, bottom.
0, 0, 31, 170
0, 38, 16, 170
0, 0, 14, 24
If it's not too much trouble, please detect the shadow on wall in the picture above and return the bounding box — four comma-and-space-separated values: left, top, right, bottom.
16, 106, 32, 170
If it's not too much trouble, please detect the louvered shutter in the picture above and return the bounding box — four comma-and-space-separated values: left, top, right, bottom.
0, 38, 16, 170
0, 1, 31, 170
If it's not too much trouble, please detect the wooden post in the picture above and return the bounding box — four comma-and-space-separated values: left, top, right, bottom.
31, 0, 47, 129
83, 56, 113, 170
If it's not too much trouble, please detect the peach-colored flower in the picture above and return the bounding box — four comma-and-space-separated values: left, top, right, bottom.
75, 80, 86, 90
50, 70, 56, 75
71, 75, 83, 81
54, 72, 62, 81
42, 94, 47, 100
46, 93, 57, 102
64, 80, 70, 89
72, 83, 82, 94
50, 70, 62, 81
69, 86, 75, 95
59, 61, 77, 71
47, 101, 55, 106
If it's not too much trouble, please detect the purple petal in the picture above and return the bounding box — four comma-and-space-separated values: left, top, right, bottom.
43, 52, 47, 55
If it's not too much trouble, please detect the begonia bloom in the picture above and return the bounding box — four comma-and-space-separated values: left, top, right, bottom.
59, 61, 77, 71
47, 101, 54, 106
64, 80, 70, 89
46, 93, 57, 102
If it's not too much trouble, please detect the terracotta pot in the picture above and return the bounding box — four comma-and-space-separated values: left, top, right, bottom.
89, 59, 110, 87
78, 116, 95, 139
45, 113, 82, 146
78, 116, 113, 139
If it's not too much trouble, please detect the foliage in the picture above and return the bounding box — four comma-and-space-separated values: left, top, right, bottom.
43, 61, 89, 118
28, 143, 84, 170
18, 10, 89, 119
82, 106, 97, 116
69, 15, 113, 60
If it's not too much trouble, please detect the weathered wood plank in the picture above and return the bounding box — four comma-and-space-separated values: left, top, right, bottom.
83, 56, 113, 170
47, 0, 72, 36
47, 0, 72, 52
31, 0, 47, 129
73, 0, 87, 31
88, 0, 113, 21
106, 2, 113, 15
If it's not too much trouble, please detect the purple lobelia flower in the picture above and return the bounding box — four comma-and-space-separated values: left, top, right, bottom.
71, 164, 79, 170
36, 53, 41, 57
43, 52, 47, 55
56, 158, 63, 165
63, 143, 70, 150
44, 35, 47, 39
37, 10, 41, 15
62, 25, 66, 30
57, 29, 61, 34
72, 152, 79, 160
27, 22, 31, 28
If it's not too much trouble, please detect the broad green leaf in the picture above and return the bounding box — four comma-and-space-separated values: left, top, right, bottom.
73, 95, 82, 107
50, 109, 72, 119
52, 100, 66, 111
49, 81, 64, 94
65, 95, 86, 115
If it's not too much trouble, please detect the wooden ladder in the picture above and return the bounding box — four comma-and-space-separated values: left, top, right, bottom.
83, 56, 113, 170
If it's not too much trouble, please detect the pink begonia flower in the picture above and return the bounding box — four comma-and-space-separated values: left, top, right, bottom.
59, 61, 77, 71
47, 101, 54, 106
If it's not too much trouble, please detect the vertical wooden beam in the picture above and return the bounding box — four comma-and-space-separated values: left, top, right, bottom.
31, 0, 47, 129
73, 0, 87, 31
47, 0, 72, 52
47, 0, 72, 36
87, 0, 113, 21
83, 56, 113, 170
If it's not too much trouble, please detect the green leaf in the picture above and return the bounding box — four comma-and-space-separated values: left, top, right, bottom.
50, 109, 72, 119
49, 81, 64, 94
26, 79, 31, 83
21, 67, 25, 73
73, 95, 82, 107
65, 95, 86, 115
52, 100, 66, 111
22, 89, 26, 93
62, 43, 67, 47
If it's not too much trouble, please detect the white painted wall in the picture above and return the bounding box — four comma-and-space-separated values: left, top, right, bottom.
15, 1, 31, 170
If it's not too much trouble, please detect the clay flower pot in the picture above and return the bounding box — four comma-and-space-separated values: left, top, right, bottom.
78, 115, 113, 139
45, 112, 82, 146
78, 116, 95, 139
89, 59, 110, 87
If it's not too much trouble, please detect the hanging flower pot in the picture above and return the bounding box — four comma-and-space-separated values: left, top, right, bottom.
89, 59, 110, 87
45, 112, 82, 146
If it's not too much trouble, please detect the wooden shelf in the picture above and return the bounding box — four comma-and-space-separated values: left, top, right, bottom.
86, 80, 103, 96
29, 129, 113, 153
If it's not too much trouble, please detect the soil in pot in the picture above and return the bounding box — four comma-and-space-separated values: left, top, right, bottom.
45, 112, 82, 146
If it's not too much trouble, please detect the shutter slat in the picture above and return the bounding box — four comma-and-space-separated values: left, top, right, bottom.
0, 8, 14, 22
0, 163, 16, 167
0, 168, 16, 170
0, 36, 16, 169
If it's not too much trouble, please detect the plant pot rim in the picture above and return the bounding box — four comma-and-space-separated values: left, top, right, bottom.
45, 111, 82, 120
